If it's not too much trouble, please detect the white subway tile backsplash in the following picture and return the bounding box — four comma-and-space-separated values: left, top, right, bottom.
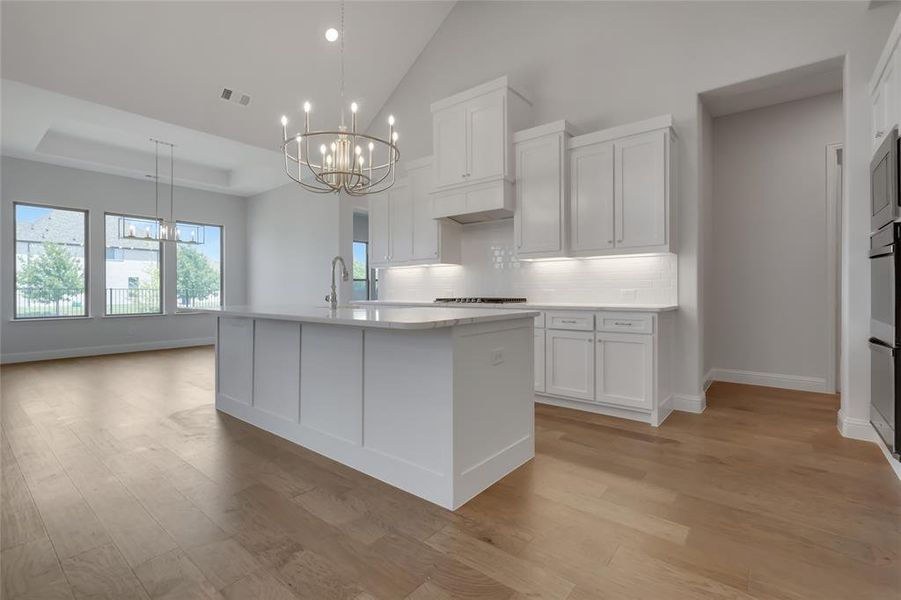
379, 221, 677, 304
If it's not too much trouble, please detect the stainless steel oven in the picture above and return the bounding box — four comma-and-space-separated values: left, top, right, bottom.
870, 221, 901, 459
871, 127, 899, 233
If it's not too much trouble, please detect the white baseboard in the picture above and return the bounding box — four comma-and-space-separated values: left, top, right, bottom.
836, 409, 877, 442
836, 411, 901, 482
673, 393, 706, 413
0, 337, 215, 364
707, 367, 829, 394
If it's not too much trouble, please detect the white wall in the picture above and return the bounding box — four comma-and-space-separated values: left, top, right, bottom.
245, 183, 352, 306
708, 92, 843, 392
379, 221, 677, 305
367, 1, 898, 411
0, 156, 246, 362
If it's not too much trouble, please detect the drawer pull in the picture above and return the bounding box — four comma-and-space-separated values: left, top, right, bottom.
614, 321, 633, 327
560, 319, 578, 324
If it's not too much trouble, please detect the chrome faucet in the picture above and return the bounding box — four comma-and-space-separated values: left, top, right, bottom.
326, 256, 349, 310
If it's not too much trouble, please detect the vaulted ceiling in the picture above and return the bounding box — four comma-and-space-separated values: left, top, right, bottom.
0, 1, 454, 195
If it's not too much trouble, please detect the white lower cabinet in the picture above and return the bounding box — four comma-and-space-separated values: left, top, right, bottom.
537, 309, 673, 426
534, 329, 545, 393
595, 332, 653, 411
545, 329, 595, 401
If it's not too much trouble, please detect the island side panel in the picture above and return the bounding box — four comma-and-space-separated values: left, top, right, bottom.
299, 324, 363, 445
363, 327, 455, 506
452, 317, 535, 509
217, 316, 254, 406
253, 319, 301, 422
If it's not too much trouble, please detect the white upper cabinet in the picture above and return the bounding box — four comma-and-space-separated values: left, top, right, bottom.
514, 121, 573, 258
369, 191, 391, 268
467, 91, 506, 183
434, 105, 468, 188
408, 157, 461, 265
569, 141, 615, 254
389, 181, 414, 263
570, 117, 674, 255
430, 76, 532, 223
871, 13, 901, 150
615, 130, 667, 249
369, 158, 461, 268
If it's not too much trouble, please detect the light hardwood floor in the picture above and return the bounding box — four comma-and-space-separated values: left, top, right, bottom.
1, 347, 899, 599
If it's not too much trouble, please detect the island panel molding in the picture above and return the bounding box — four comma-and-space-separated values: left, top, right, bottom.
211, 305, 537, 510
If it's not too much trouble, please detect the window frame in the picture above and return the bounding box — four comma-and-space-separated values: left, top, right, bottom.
352, 240, 369, 301
12, 201, 90, 321
103, 212, 163, 317
174, 220, 224, 313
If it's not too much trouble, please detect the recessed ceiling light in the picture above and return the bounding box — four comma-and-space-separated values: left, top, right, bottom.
325, 27, 339, 42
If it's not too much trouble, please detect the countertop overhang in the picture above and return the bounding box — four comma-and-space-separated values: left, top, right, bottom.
198, 304, 541, 330
352, 300, 678, 312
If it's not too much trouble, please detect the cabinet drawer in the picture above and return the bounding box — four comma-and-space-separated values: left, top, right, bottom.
596, 312, 653, 334
546, 311, 594, 331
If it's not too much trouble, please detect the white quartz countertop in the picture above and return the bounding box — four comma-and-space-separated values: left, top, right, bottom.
200, 304, 540, 330
352, 300, 678, 312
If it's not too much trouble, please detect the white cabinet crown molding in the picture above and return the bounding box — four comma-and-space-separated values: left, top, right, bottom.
513, 120, 577, 144
568, 114, 674, 150
430, 75, 532, 113
869, 10, 901, 94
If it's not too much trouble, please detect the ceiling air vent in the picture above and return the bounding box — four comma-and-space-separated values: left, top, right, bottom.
220, 88, 251, 107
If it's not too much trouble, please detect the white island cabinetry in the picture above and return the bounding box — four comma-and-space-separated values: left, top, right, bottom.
356, 301, 677, 426
211, 305, 536, 510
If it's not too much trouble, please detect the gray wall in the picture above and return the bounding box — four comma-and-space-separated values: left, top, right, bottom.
0, 157, 247, 362
367, 1, 898, 415
245, 183, 352, 306
708, 92, 843, 389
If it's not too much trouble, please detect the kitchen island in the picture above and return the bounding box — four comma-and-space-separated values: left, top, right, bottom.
206, 304, 539, 510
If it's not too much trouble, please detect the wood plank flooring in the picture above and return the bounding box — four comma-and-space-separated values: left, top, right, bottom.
1, 347, 899, 599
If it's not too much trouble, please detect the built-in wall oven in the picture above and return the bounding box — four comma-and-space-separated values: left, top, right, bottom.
869, 126, 900, 459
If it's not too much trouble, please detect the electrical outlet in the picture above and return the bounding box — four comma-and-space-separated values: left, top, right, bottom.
490, 348, 504, 365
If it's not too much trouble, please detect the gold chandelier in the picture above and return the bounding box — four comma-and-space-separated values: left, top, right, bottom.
279, 1, 398, 196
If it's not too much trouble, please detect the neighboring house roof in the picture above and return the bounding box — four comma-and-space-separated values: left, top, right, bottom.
16, 209, 84, 246
16, 210, 158, 251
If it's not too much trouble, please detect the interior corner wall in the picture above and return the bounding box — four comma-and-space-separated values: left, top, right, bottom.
245, 183, 348, 306
366, 1, 898, 404
699, 101, 715, 387
708, 92, 843, 392
0, 156, 247, 362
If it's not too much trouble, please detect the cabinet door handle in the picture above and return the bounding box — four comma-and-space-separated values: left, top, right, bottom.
614, 321, 633, 327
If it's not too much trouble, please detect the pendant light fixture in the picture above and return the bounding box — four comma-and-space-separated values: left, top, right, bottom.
279, 0, 399, 196
119, 139, 204, 244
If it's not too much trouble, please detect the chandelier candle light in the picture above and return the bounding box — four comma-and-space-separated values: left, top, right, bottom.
118, 139, 204, 244
279, 1, 398, 196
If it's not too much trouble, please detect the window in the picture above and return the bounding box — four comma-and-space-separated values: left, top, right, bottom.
176, 222, 222, 310
105, 214, 161, 315
352, 241, 369, 301
14, 203, 88, 319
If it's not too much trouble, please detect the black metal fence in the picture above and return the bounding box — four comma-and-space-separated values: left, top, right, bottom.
14, 287, 85, 318
15, 287, 221, 317
106, 288, 161, 315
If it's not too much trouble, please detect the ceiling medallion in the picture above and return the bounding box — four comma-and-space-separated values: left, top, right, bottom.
280, 0, 398, 196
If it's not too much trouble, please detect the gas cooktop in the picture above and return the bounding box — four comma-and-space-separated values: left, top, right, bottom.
434, 297, 528, 304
